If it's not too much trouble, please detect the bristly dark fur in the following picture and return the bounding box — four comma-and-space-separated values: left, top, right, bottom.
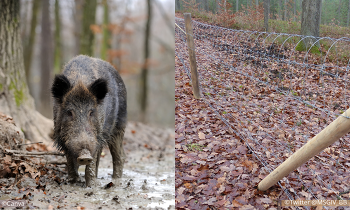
51, 55, 127, 185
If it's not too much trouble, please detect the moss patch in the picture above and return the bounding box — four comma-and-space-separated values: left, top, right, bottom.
9, 82, 25, 107
296, 41, 321, 55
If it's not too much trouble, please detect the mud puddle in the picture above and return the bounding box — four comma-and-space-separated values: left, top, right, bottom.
0, 122, 175, 210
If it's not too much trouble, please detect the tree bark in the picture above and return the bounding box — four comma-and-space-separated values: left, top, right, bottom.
0, 0, 53, 145
176, 0, 181, 11
278, 0, 282, 19
79, 0, 97, 56
264, 0, 270, 32
301, 0, 321, 48
140, 0, 152, 122
203, 0, 209, 11
54, 0, 62, 74
40, 0, 53, 119
294, 0, 296, 22
74, 0, 83, 55
236, 0, 239, 12
337, 0, 342, 26
347, 0, 350, 27
101, 0, 110, 61
23, 0, 40, 85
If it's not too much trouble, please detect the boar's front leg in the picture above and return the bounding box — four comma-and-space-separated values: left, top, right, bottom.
109, 129, 125, 179
85, 154, 98, 187
66, 153, 79, 183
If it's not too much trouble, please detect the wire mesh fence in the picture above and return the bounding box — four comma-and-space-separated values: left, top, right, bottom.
175, 16, 350, 206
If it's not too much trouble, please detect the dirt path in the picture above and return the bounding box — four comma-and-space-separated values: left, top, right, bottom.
0, 122, 175, 210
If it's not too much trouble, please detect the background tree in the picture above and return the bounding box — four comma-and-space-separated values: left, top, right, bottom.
0, 0, 53, 144
54, 0, 62, 74
264, 0, 270, 31
39, 0, 53, 118
140, 0, 152, 122
101, 0, 111, 61
301, 0, 321, 48
23, 0, 40, 86
79, 0, 97, 56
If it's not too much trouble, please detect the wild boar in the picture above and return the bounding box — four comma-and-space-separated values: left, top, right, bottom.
51, 55, 127, 187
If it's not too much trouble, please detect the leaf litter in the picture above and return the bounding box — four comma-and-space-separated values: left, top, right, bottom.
175, 16, 350, 209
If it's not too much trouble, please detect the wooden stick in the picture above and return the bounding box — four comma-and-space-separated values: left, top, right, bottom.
184, 13, 201, 99
5, 149, 64, 156
258, 108, 350, 191
45, 160, 67, 165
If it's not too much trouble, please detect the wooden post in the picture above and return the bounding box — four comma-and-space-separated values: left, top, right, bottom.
184, 13, 201, 99
258, 107, 350, 191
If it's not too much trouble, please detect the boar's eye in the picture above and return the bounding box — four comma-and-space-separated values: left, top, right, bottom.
88, 110, 94, 117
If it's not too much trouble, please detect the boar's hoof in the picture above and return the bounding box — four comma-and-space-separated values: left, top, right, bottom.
77, 149, 93, 165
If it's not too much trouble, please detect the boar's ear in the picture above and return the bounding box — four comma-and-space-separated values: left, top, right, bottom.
89, 78, 108, 104
51, 75, 71, 103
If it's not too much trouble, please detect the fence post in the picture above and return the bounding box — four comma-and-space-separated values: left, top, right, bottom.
258, 107, 350, 191
184, 13, 201, 99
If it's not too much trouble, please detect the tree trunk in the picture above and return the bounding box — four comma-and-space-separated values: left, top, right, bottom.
101, 0, 110, 61
54, 0, 62, 74
140, 0, 152, 122
284, 0, 287, 20
23, 0, 40, 85
347, 0, 350, 27
278, 0, 282, 19
0, 0, 53, 145
264, 0, 270, 32
74, 0, 83, 55
79, 0, 97, 56
176, 0, 181, 11
236, 0, 239, 12
294, 0, 296, 22
337, 0, 342, 26
203, 0, 209, 11
39, 0, 53, 119
301, 0, 321, 48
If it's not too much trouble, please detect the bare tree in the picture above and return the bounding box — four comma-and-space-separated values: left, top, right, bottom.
54, 0, 62, 74
79, 0, 97, 56
74, 0, 83, 55
337, 0, 342, 26
23, 0, 41, 84
347, 0, 350, 27
301, 0, 321, 48
101, 0, 110, 61
39, 0, 53, 118
264, 0, 270, 32
0, 0, 53, 144
140, 0, 152, 122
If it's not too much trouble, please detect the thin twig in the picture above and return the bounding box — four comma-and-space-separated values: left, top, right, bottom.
5, 149, 64, 156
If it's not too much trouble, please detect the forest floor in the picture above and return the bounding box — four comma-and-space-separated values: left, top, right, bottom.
0, 122, 175, 210
175, 16, 350, 209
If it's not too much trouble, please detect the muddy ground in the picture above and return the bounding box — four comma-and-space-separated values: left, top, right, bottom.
0, 122, 175, 210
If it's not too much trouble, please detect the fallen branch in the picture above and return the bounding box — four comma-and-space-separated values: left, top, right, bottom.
45, 160, 67, 165
5, 149, 64, 156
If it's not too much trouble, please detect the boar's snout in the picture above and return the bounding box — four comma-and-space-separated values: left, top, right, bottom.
77, 149, 93, 165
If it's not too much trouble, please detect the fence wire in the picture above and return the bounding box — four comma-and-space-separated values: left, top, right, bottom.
175, 16, 350, 207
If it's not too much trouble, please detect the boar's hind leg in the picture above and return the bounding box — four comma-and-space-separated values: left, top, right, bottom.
66, 153, 79, 183
109, 129, 125, 179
